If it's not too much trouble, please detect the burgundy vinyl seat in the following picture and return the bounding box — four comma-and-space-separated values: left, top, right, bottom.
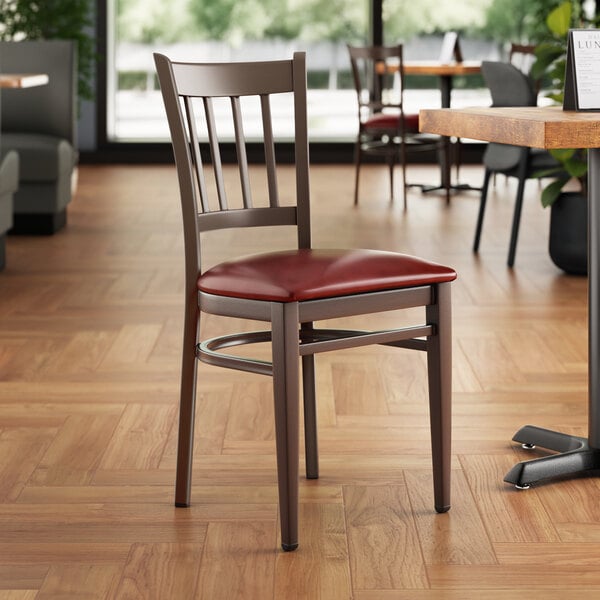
362, 112, 420, 133
199, 248, 456, 302
154, 50, 456, 552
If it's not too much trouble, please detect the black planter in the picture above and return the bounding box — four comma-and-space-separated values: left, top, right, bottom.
549, 191, 588, 275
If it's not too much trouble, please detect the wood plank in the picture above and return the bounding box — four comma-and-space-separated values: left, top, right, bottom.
420, 105, 600, 148
344, 484, 428, 590
114, 543, 203, 599
36, 565, 121, 599
275, 503, 351, 599
194, 522, 276, 599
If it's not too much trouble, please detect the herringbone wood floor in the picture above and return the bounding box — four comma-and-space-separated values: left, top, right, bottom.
0, 163, 596, 599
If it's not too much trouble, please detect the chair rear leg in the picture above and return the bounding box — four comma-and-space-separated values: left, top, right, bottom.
473, 169, 492, 253
354, 139, 362, 206
387, 153, 395, 205
400, 142, 408, 211
425, 282, 452, 513
175, 302, 200, 507
271, 302, 301, 551
302, 353, 319, 479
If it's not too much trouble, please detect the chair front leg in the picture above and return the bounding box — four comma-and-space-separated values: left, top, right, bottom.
425, 282, 452, 513
271, 302, 301, 551
175, 298, 200, 507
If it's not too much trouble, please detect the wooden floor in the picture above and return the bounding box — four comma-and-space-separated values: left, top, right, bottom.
0, 163, 596, 599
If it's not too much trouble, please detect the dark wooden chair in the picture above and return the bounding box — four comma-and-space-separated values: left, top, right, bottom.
347, 45, 441, 209
154, 51, 456, 551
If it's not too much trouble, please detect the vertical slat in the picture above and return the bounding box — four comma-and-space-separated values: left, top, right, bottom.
231, 96, 252, 208
183, 97, 209, 213
204, 97, 228, 210
260, 94, 279, 208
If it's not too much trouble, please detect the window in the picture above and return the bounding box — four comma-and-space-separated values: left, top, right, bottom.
106, 0, 370, 143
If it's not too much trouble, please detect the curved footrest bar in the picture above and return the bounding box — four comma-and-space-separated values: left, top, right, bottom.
504, 425, 600, 488
197, 331, 273, 376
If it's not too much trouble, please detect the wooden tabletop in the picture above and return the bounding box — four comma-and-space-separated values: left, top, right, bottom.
0, 73, 49, 89
420, 105, 600, 149
404, 60, 481, 76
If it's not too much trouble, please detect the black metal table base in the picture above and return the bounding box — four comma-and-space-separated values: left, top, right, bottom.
414, 183, 482, 194
504, 425, 600, 489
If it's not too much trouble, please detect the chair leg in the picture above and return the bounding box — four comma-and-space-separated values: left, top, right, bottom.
302, 353, 319, 479
473, 169, 492, 253
425, 282, 452, 513
271, 302, 301, 551
387, 154, 395, 205
354, 140, 362, 206
400, 142, 408, 211
175, 300, 200, 508
507, 174, 527, 268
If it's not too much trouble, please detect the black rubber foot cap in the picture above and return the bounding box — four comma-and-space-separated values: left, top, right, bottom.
435, 505, 451, 514
175, 502, 190, 508
282, 542, 299, 552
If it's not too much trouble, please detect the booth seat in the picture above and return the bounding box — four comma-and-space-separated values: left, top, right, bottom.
0, 40, 78, 234
0, 150, 18, 269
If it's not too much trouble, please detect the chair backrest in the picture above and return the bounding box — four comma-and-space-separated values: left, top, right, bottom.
154, 52, 311, 283
0, 40, 77, 145
347, 45, 405, 122
481, 60, 536, 108
509, 42, 536, 70
481, 61, 536, 171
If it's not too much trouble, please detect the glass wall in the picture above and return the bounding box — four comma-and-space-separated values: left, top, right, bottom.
105, 0, 571, 144
107, 0, 369, 142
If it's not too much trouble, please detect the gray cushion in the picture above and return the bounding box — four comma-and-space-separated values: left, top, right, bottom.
1, 133, 76, 182
0, 150, 19, 233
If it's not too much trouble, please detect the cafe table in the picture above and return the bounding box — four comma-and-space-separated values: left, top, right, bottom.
383, 60, 482, 200
421, 104, 600, 489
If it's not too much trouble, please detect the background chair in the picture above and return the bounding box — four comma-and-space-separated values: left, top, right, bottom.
509, 42, 540, 93
154, 51, 456, 551
472, 60, 558, 267
0, 40, 78, 234
347, 44, 440, 208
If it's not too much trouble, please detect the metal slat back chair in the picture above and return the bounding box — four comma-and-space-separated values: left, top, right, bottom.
154, 51, 456, 551
347, 44, 440, 209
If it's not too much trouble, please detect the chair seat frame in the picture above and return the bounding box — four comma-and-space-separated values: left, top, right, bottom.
176, 282, 452, 550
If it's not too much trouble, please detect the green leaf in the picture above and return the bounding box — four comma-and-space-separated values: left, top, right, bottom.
541, 177, 570, 208
564, 157, 588, 179
547, 1, 572, 37
550, 148, 576, 161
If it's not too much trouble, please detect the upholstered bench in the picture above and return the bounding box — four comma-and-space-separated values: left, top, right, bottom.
1, 132, 76, 234
0, 40, 78, 235
0, 150, 18, 269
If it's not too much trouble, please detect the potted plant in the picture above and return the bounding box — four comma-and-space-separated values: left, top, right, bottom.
532, 1, 592, 275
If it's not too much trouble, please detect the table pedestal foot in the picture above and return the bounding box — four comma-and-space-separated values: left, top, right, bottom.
504, 425, 600, 488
